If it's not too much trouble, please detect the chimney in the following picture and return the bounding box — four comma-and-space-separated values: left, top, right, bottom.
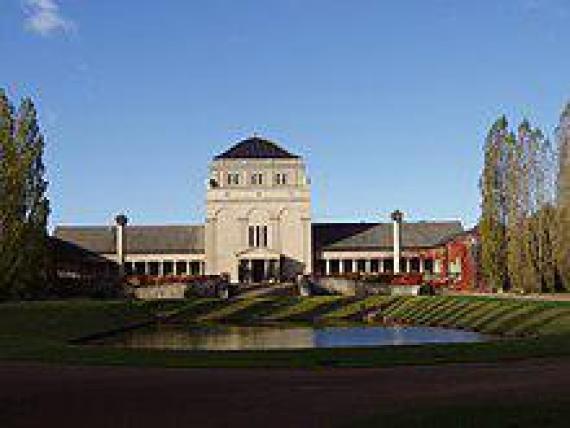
391, 210, 403, 274
115, 214, 128, 276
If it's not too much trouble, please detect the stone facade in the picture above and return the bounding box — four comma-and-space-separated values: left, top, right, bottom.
206, 156, 312, 282
53, 136, 479, 288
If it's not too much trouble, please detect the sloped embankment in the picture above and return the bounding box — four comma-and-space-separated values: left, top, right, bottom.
170, 295, 570, 337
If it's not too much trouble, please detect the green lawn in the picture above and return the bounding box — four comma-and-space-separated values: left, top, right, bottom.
2, 296, 570, 368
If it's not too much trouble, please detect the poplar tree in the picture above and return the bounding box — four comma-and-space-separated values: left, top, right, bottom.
0, 90, 50, 300
555, 102, 570, 290
505, 125, 527, 292
480, 116, 509, 291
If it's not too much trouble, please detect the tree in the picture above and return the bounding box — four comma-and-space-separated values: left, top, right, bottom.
480, 107, 568, 294
555, 102, 570, 290
480, 116, 509, 291
504, 123, 527, 292
0, 90, 50, 300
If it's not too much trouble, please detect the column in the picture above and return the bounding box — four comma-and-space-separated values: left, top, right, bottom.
419, 258, 425, 274
239, 217, 248, 249
325, 259, 331, 276
144, 261, 150, 275
339, 259, 344, 274
302, 217, 312, 274
270, 216, 281, 253
187, 261, 191, 276
158, 261, 164, 277
350, 259, 355, 273
205, 217, 217, 275
248, 259, 253, 283
392, 210, 403, 274
406, 258, 411, 274
365, 259, 371, 274
380, 258, 385, 273
263, 260, 270, 282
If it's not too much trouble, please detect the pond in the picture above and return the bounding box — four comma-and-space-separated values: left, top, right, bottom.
93, 324, 488, 351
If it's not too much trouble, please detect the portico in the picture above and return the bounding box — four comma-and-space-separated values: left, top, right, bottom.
236, 248, 281, 283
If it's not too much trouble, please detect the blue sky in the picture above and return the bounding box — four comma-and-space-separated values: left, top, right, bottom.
1, 0, 569, 228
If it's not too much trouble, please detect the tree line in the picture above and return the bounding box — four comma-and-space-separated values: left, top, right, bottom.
0, 89, 50, 300
480, 102, 570, 292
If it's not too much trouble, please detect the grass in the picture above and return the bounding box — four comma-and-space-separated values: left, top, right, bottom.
2, 295, 570, 368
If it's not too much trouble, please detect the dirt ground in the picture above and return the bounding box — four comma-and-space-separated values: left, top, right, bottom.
2, 358, 570, 427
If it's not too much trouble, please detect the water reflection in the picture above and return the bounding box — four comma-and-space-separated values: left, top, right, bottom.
96, 325, 486, 351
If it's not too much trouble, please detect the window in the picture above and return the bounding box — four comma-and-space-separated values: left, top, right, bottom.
275, 173, 287, 185
227, 172, 240, 185
251, 173, 263, 185
249, 226, 255, 247
248, 224, 269, 248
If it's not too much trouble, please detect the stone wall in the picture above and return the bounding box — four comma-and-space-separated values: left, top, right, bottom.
133, 283, 187, 300
316, 277, 420, 297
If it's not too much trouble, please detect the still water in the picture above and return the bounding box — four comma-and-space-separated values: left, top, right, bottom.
95, 325, 487, 351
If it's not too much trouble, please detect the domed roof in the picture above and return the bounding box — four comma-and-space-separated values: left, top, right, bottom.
214, 136, 299, 160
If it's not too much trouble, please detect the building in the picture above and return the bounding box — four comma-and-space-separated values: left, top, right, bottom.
54, 136, 479, 288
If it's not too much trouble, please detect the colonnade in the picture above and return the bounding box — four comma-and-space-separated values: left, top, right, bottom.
322, 257, 435, 276
125, 260, 205, 277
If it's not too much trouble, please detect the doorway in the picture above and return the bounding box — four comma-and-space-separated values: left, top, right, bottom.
252, 260, 265, 283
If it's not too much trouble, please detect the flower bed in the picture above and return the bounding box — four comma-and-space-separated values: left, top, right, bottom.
126, 275, 220, 287
321, 272, 426, 286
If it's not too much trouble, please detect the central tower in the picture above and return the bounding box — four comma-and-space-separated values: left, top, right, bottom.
205, 136, 312, 282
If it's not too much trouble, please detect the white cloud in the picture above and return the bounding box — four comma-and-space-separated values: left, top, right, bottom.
23, 0, 75, 36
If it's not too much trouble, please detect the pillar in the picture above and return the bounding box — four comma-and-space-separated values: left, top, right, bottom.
205, 217, 217, 275
365, 259, 371, 274
158, 261, 164, 277
270, 216, 281, 253
339, 259, 344, 274
325, 259, 331, 276
302, 217, 312, 274
187, 261, 191, 276
391, 210, 403, 274
115, 214, 128, 277
380, 258, 385, 273
239, 217, 248, 248
145, 261, 150, 276
406, 258, 411, 274
263, 260, 270, 282
419, 258, 425, 274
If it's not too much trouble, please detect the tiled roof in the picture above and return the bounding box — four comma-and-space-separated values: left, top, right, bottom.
54, 221, 462, 256
313, 221, 464, 251
214, 136, 299, 160
54, 225, 205, 255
